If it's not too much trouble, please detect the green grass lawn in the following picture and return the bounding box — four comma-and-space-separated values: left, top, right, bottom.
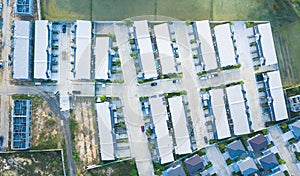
212, 0, 298, 28
274, 21, 300, 87
87, 159, 138, 176
157, 0, 211, 20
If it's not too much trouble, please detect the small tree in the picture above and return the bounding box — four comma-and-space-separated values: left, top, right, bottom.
100, 95, 107, 102
116, 59, 121, 67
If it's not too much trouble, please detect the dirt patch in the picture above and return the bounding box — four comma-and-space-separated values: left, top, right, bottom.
30, 100, 63, 150
71, 97, 99, 174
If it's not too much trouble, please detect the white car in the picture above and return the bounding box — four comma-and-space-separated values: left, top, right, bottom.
200, 76, 208, 80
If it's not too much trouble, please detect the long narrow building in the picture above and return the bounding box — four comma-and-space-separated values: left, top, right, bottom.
134, 20, 158, 80
74, 20, 91, 80
214, 23, 236, 67
96, 102, 115, 161
226, 85, 250, 135
34, 20, 52, 80
195, 20, 218, 71
149, 96, 174, 164
169, 96, 192, 155
265, 71, 288, 121
256, 23, 278, 66
210, 89, 231, 139
95, 37, 111, 80
12, 20, 31, 80
154, 23, 177, 75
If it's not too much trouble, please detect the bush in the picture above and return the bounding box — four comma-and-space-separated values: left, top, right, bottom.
116, 59, 121, 67
204, 162, 212, 169
130, 52, 138, 59
185, 20, 193, 25
288, 138, 297, 144
258, 87, 265, 92
218, 143, 226, 153
129, 39, 135, 45
280, 123, 289, 133
112, 46, 119, 51
197, 148, 206, 156
226, 158, 234, 165
99, 95, 107, 102
209, 139, 217, 144
295, 152, 300, 161
279, 159, 286, 164
153, 162, 165, 175
190, 39, 197, 44
197, 71, 207, 76
262, 129, 269, 135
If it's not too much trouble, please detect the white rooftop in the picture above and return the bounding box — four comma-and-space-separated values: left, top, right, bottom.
59, 96, 70, 111
96, 102, 115, 161
210, 89, 231, 139
168, 96, 192, 155
267, 71, 288, 121
95, 37, 110, 80
134, 20, 150, 38
13, 20, 31, 80
258, 23, 278, 65
134, 20, 157, 79
226, 85, 250, 135
34, 20, 50, 80
149, 96, 174, 164
195, 20, 218, 70
75, 20, 91, 80
214, 23, 236, 67
154, 23, 177, 75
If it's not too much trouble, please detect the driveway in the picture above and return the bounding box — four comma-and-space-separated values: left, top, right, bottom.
206, 145, 231, 175
269, 126, 299, 175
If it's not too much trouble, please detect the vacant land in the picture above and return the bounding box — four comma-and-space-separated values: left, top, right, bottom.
212, 0, 298, 28
70, 97, 99, 174
87, 159, 138, 176
273, 21, 300, 87
41, 0, 298, 27
0, 150, 64, 175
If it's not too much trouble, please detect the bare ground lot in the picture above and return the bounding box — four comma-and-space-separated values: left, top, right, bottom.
70, 97, 99, 175
0, 150, 64, 176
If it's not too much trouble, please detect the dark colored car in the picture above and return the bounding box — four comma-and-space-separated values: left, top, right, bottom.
0, 136, 3, 148
141, 126, 145, 133
150, 82, 157, 86
62, 25, 66, 33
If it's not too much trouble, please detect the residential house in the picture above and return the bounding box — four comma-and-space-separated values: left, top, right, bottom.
184, 155, 204, 175
226, 140, 247, 159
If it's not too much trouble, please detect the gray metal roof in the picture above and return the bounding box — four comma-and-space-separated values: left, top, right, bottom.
75, 20, 91, 80
34, 20, 51, 80
13, 20, 31, 80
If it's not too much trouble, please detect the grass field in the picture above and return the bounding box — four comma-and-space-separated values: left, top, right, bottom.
87, 159, 138, 176
0, 151, 64, 175
274, 21, 300, 87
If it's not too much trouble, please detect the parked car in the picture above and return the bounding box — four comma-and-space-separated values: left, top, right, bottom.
0, 136, 4, 148
62, 25, 66, 33
141, 126, 145, 133
0, 60, 3, 69
150, 82, 157, 86
172, 79, 181, 83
